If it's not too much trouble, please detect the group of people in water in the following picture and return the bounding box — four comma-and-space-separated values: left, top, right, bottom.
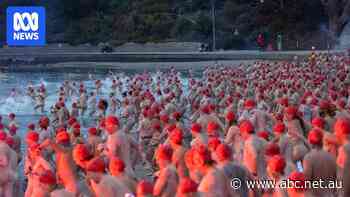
0, 51, 349, 196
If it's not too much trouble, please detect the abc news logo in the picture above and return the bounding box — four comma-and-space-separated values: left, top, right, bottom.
13, 12, 39, 40
7, 7, 46, 46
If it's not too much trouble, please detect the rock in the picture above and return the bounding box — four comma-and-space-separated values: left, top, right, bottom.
337, 23, 350, 49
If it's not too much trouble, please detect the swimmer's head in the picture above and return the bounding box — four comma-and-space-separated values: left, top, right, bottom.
8, 113, 15, 120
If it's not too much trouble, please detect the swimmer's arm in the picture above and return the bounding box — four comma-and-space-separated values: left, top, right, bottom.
128, 136, 139, 150
153, 169, 169, 196
37, 157, 54, 171
224, 127, 236, 144
159, 130, 168, 141
290, 130, 311, 150
24, 156, 32, 175
9, 150, 18, 171
302, 154, 312, 180
265, 111, 277, 124
301, 118, 313, 132
213, 116, 225, 131
40, 139, 64, 153
190, 110, 200, 122
106, 138, 118, 157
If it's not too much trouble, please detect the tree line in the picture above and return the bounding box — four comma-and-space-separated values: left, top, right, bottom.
0, 0, 348, 49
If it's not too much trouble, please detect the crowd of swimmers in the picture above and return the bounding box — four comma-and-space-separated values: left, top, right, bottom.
0, 51, 349, 196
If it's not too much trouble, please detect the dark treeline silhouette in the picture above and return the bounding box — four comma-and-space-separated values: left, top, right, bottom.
0, 0, 336, 49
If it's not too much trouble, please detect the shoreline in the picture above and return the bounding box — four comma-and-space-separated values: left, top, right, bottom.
0, 50, 343, 70
2, 60, 257, 72
0, 50, 335, 67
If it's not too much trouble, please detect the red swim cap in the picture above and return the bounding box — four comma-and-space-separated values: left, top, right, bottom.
208, 137, 221, 152
99, 118, 106, 128
273, 122, 285, 134
268, 155, 286, 174
56, 131, 70, 144
257, 131, 269, 140
155, 145, 173, 161
68, 117, 77, 126
319, 100, 331, 111
105, 115, 119, 127
165, 124, 177, 133
337, 99, 346, 109
265, 143, 280, 157
73, 144, 91, 162
284, 106, 298, 118
27, 123, 35, 130
0, 131, 7, 141
152, 122, 161, 131
178, 178, 198, 194
191, 123, 201, 133
6, 137, 15, 147
334, 118, 350, 136
88, 127, 98, 135
288, 171, 306, 192
105, 115, 119, 134
311, 117, 325, 129
172, 111, 182, 121
160, 114, 169, 123
244, 99, 256, 109
109, 156, 125, 174
137, 180, 154, 195
215, 143, 232, 161
201, 105, 210, 114
170, 128, 183, 145
239, 120, 254, 134
86, 157, 106, 173
39, 170, 56, 185
193, 145, 212, 166
26, 131, 39, 143
279, 97, 289, 107
72, 122, 81, 129
308, 129, 323, 146
56, 127, 66, 134
208, 104, 216, 112
207, 121, 219, 133
225, 111, 235, 122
